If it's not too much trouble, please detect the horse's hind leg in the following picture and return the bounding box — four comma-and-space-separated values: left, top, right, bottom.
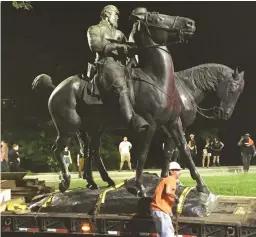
166, 118, 209, 194
53, 134, 72, 192
51, 110, 81, 192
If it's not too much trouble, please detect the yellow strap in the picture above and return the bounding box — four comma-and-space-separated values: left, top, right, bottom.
41, 192, 58, 207
177, 187, 194, 214
101, 181, 125, 204
6, 202, 28, 211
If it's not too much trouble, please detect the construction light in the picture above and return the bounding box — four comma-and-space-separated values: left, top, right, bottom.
81, 223, 91, 232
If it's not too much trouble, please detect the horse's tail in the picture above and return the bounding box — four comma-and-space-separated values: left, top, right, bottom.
32, 74, 56, 93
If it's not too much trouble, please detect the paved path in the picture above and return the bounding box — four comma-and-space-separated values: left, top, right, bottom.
24, 166, 256, 182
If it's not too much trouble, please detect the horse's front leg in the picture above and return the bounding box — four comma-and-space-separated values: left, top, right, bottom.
167, 118, 210, 194
85, 131, 115, 189
135, 123, 156, 197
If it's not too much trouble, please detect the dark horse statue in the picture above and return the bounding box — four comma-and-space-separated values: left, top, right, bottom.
32, 11, 211, 197
161, 64, 245, 176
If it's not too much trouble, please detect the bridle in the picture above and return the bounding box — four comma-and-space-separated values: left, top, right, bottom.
132, 12, 186, 51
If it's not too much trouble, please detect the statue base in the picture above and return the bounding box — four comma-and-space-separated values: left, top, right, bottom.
30, 173, 221, 217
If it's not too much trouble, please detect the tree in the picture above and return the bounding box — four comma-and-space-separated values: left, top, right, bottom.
12, 1, 33, 10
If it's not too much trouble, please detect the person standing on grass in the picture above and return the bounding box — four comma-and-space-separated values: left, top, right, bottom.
238, 133, 256, 173
211, 137, 224, 166
59, 146, 72, 180
8, 143, 21, 172
63, 146, 72, 170
151, 162, 181, 237
188, 134, 197, 165
1, 140, 9, 172
202, 138, 211, 168
119, 136, 132, 172
77, 150, 85, 178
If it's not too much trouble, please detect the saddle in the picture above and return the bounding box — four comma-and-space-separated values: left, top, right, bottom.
85, 58, 137, 105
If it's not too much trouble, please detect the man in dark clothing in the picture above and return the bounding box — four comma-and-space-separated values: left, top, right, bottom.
238, 133, 256, 173
188, 134, 197, 165
8, 143, 20, 172
211, 138, 224, 166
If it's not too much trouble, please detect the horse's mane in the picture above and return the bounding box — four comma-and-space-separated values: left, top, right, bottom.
175, 63, 234, 92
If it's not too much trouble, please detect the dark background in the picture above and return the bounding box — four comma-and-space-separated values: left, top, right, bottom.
2, 1, 256, 167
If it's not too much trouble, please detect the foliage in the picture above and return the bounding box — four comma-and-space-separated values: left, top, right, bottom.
1, 119, 122, 172
12, 1, 33, 10
100, 133, 122, 170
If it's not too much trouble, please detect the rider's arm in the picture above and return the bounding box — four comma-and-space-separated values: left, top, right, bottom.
87, 25, 108, 53
87, 25, 128, 56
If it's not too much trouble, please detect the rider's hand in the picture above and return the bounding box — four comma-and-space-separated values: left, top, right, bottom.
116, 44, 132, 55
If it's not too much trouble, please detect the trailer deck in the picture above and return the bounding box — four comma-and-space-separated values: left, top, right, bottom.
2, 195, 256, 237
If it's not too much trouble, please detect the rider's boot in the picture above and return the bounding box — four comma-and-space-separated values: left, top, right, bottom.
119, 91, 149, 132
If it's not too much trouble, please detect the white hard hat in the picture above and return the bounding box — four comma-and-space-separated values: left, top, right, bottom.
169, 162, 181, 170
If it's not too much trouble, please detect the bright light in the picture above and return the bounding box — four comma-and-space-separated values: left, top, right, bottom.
81, 223, 91, 232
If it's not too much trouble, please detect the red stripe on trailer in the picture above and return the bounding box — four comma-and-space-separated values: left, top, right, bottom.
28, 228, 39, 232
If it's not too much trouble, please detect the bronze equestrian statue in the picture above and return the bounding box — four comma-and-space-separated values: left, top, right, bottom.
32, 6, 241, 197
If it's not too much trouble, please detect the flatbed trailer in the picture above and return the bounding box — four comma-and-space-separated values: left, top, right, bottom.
2, 195, 256, 237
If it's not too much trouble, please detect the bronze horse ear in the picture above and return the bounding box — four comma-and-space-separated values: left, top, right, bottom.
233, 66, 240, 80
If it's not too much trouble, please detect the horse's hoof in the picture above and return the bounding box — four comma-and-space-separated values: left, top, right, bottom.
135, 184, 147, 197
107, 179, 116, 188
86, 183, 98, 190
59, 181, 68, 193
138, 190, 147, 198
197, 185, 210, 194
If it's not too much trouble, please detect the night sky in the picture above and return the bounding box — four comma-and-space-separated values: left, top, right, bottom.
2, 2, 256, 166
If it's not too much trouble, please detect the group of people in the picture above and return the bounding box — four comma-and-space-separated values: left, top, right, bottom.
201, 136, 224, 168
188, 132, 255, 172
174, 134, 225, 168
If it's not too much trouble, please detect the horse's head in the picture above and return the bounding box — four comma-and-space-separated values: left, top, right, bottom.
129, 8, 196, 45
215, 67, 245, 120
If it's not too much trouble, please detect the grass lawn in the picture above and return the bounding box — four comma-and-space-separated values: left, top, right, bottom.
47, 173, 256, 197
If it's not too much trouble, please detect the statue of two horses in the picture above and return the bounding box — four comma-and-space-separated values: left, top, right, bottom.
32, 10, 244, 197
